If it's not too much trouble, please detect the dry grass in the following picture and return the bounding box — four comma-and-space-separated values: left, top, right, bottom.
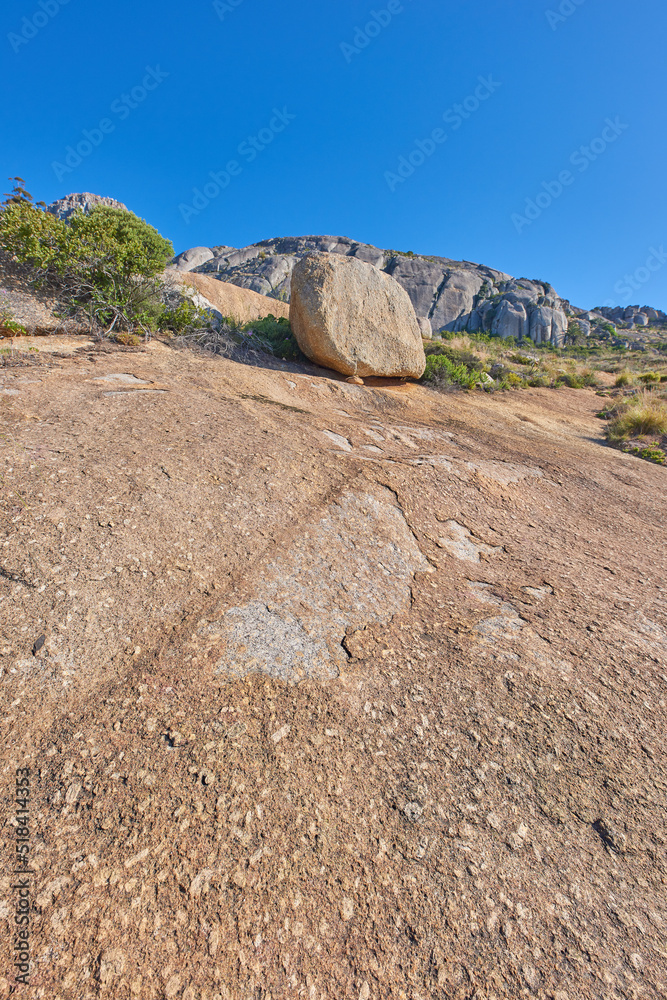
606, 390, 667, 443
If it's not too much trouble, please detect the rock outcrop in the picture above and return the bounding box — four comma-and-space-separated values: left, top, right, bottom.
169, 246, 215, 271
597, 304, 667, 328
46, 192, 128, 220
176, 235, 572, 346
177, 272, 289, 325
161, 271, 290, 329
289, 254, 425, 378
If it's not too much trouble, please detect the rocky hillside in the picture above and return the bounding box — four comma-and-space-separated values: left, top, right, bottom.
33, 194, 667, 344
0, 337, 665, 1000
172, 235, 573, 346
597, 304, 667, 329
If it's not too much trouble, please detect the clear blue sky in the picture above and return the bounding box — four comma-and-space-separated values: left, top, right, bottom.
2, 0, 666, 311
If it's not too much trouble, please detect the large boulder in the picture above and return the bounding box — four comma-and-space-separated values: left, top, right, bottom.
169, 247, 215, 271
289, 254, 425, 378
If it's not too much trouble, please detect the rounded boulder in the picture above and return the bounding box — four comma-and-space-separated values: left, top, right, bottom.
289, 254, 425, 378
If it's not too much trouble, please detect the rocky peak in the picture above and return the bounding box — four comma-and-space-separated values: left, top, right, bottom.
175, 235, 571, 346
46, 192, 128, 221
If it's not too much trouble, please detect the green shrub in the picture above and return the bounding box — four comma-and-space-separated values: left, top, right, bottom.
241, 315, 304, 361
508, 353, 535, 366
422, 354, 481, 390
0, 200, 173, 336
614, 372, 633, 387
580, 369, 600, 387
638, 371, 660, 384
424, 342, 484, 371
554, 370, 599, 389
0, 294, 26, 338
606, 393, 667, 443
628, 445, 666, 464
555, 372, 587, 388
158, 299, 209, 335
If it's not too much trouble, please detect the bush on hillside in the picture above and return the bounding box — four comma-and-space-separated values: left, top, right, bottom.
422, 353, 481, 390
0, 200, 173, 336
241, 315, 304, 361
424, 341, 485, 371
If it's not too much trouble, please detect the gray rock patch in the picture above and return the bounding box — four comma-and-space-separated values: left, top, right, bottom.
201, 489, 429, 683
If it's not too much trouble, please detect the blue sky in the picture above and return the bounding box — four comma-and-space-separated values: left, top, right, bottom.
2, 0, 666, 311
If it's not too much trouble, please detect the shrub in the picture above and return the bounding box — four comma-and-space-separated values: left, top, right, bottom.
614, 372, 633, 387
580, 369, 600, 387
422, 354, 481, 390
638, 371, 660, 384
565, 320, 584, 345
158, 299, 209, 335
555, 372, 586, 388
628, 445, 666, 464
0, 199, 173, 336
2, 176, 46, 210
0, 294, 26, 338
424, 342, 484, 371
508, 352, 535, 366
113, 332, 142, 347
240, 315, 304, 361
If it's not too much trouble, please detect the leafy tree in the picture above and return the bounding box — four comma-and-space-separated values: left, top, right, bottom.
2, 176, 46, 209
0, 200, 174, 335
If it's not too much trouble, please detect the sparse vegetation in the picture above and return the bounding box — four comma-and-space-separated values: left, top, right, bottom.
0, 293, 26, 338
170, 312, 304, 365
605, 391, 667, 444
614, 372, 633, 387
240, 314, 304, 362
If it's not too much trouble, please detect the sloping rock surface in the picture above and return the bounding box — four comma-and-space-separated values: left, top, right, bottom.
164, 271, 290, 326
290, 254, 425, 377
0, 340, 665, 999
